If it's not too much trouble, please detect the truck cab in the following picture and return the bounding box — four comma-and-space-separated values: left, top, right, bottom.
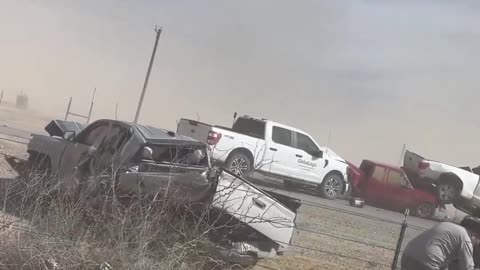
177, 115, 350, 200
351, 160, 440, 219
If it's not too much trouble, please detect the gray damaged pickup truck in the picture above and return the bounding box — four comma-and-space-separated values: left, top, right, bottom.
25, 119, 300, 264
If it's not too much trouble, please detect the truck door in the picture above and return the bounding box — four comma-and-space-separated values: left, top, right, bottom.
263, 125, 297, 178
364, 165, 387, 204
291, 131, 326, 184
58, 121, 111, 189
383, 170, 414, 210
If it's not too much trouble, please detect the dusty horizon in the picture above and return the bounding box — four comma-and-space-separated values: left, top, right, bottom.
1, 0, 479, 166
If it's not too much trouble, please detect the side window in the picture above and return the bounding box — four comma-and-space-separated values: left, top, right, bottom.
372, 166, 386, 183
387, 171, 408, 188
272, 126, 292, 146
76, 124, 110, 147
295, 132, 319, 154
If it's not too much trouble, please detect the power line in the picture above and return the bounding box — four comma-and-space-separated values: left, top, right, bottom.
277, 240, 391, 268
294, 225, 396, 251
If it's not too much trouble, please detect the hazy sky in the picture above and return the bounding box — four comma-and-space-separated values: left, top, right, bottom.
1, 0, 479, 165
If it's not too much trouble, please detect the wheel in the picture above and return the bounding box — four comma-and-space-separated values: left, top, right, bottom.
415, 203, 436, 219
318, 173, 344, 200
437, 183, 459, 203
225, 152, 252, 177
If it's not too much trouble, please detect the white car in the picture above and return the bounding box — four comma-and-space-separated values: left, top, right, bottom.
177, 115, 349, 200
403, 150, 480, 214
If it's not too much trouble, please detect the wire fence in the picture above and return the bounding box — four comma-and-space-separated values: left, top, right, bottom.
0, 137, 432, 270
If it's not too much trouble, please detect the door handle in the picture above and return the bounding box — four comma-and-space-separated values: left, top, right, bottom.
252, 197, 266, 209
296, 154, 303, 158
269, 147, 277, 151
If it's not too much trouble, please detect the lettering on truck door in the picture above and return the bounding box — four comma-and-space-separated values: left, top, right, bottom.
293, 131, 326, 183
263, 126, 296, 178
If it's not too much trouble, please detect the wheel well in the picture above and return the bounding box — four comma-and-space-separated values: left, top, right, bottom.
437, 173, 463, 191
27, 151, 52, 167
227, 148, 255, 167
323, 170, 346, 192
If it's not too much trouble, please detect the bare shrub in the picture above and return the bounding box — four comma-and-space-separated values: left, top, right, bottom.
0, 166, 244, 270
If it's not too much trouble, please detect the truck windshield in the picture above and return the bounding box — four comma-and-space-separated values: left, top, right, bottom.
232, 118, 266, 139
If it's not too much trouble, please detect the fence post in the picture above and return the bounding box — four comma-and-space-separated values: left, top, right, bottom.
65, 97, 72, 120
392, 208, 409, 270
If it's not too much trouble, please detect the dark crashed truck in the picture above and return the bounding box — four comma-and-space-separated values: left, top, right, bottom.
25, 119, 301, 264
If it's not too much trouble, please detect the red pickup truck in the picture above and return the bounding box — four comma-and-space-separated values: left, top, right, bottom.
349, 160, 440, 219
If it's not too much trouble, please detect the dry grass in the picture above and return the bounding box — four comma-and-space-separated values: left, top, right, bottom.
0, 162, 244, 270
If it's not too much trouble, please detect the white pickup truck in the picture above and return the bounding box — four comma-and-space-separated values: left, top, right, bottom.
177, 115, 349, 200
403, 150, 480, 216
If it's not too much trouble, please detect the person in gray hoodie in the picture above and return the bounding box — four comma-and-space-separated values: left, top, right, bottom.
401, 216, 480, 270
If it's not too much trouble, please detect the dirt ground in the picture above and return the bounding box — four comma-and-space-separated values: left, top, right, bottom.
253, 255, 354, 270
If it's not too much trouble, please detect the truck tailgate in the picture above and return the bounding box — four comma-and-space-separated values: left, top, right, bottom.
177, 118, 211, 143
213, 170, 296, 251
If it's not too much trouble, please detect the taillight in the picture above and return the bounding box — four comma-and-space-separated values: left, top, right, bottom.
419, 161, 430, 170
207, 131, 222, 145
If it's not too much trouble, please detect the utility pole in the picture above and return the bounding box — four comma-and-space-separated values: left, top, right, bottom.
65, 97, 72, 120
86, 88, 96, 123
326, 129, 332, 154
0, 89, 3, 105
398, 143, 406, 166
134, 26, 163, 123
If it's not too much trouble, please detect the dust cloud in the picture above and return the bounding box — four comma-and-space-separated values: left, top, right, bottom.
0, 0, 479, 165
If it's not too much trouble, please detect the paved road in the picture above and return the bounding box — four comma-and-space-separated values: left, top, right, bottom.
250, 178, 467, 231
0, 123, 38, 145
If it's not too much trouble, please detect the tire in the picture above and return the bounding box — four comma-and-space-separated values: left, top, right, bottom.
225, 152, 252, 177
415, 203, 436, 219
318, 173, 344, 200
437, 183, 459, 204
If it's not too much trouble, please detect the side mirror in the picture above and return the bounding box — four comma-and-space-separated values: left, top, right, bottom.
63, 131, 76, 141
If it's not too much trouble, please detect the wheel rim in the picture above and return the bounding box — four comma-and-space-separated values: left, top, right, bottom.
325, 177, 341, 197
230, 158, 249, 176
417, 204, 433, 218
438, 184, 456, 201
